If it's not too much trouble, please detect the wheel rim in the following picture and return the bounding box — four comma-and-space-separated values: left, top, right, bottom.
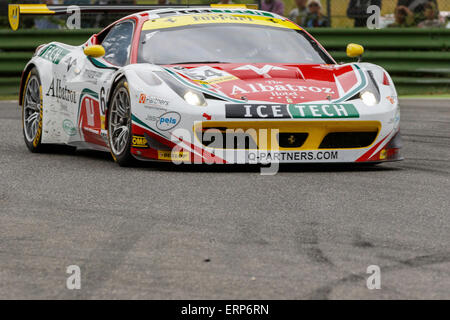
23, 76, 41, 142
109, 87, 131, 155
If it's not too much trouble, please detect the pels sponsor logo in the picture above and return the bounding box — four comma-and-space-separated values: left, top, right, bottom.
157, 112, 181, 131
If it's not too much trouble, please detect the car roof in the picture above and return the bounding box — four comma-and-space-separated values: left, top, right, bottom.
126, 7, 287, 21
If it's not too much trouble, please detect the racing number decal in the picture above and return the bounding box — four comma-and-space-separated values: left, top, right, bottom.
180, 66, 238, 84
185, 67, 223, 81
100, 87, 106, 114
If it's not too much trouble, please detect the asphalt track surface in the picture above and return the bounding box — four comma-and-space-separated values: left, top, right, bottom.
0, 99, 449, 299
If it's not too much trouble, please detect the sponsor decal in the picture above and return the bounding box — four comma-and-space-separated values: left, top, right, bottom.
386, 96, 395, 104
233, 65, 287, 78
39, 44, 70, 65
65, 57, 77, 72
46, 78, 77, 104
142, 12, 299, 33
178, 66, 238, 85
156, 111, 181, 131
139, 93, 169, 107
225, 103, 359, 119
226, 104, 290, 118
62, 119, 76, 136
9, 5, 19, 31
192, 15, 253, 22
83, 69, 103, 82
132, 135, 148, 148
158, 150, 190, 161
289, 104, 359, 118
202, 113, 212, 120
247, 150, 339, 162
229, 82, 335, 96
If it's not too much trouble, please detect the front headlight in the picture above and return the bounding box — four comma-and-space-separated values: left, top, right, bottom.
155, 70, 207, 106
183, 90, 206, 106
360, 90, 377, 106
360, 70, 380, 106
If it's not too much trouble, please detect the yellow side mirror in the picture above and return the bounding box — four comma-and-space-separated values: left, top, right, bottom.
84, 45, 105, 58
346, 43, 364, 58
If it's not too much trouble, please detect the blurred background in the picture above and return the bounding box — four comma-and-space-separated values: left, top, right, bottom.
1, 0, 449, 28
0, 0, 449, 98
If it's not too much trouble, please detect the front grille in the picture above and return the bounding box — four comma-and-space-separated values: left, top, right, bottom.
277, 133, 308, 148
194, 121, 381, 151
319, 132, 378, 149
200, 127, 257, 149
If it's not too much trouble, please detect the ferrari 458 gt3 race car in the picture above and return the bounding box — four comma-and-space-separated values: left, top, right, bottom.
13, 4, 402, 166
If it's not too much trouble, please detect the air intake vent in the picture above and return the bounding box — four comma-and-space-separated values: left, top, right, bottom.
319, 132, 378, 149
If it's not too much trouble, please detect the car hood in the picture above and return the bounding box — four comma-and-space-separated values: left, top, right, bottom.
162, 63, 365, 104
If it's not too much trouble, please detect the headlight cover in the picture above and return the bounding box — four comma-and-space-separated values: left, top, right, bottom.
183, 90, 206, 106
360, 90, 377, 106
155, 70, 206, 106
360, 70, 380, 106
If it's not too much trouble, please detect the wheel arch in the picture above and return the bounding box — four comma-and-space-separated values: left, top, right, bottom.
19, 62, 38, 107
105, 72, 127, 131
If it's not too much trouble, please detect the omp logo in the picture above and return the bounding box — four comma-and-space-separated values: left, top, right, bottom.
132, 135, 148, 148
233, 65, 287, 78
157, 112, 181, 131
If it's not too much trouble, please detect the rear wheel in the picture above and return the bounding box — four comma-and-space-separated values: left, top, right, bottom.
22, 67, 44, 152
107, 79, 135, 166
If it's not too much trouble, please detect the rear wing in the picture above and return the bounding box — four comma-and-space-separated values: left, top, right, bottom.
8, 3, 260, 31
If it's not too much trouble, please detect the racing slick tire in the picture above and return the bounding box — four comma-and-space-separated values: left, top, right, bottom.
22, 67, 45, 153
107, 78, 135, 167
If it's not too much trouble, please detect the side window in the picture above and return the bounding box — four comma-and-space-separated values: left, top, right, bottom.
100, 21, 134, 67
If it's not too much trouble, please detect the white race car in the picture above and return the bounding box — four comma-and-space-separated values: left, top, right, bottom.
13, 4, 402, 166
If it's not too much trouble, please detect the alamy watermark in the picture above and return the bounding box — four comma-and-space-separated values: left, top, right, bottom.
367, 5, 381, 29
66, 265, 81, 290
366, 265, 381, 290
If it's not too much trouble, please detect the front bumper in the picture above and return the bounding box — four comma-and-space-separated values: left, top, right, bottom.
129, 97, 402, 164
130, 119, 402, 164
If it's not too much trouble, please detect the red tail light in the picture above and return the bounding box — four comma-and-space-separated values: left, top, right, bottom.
383, 72, 390, 86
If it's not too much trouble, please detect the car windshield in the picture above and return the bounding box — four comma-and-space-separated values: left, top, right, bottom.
138, 24, 334, 65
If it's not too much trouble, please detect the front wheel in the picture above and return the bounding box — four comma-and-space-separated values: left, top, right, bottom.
107, 79, 135, 166
22, 67, 44, 152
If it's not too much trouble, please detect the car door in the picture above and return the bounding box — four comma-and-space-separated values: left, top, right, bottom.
77, 20, 135, 149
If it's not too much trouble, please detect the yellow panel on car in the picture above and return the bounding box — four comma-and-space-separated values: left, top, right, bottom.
142, 14, 300, 31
